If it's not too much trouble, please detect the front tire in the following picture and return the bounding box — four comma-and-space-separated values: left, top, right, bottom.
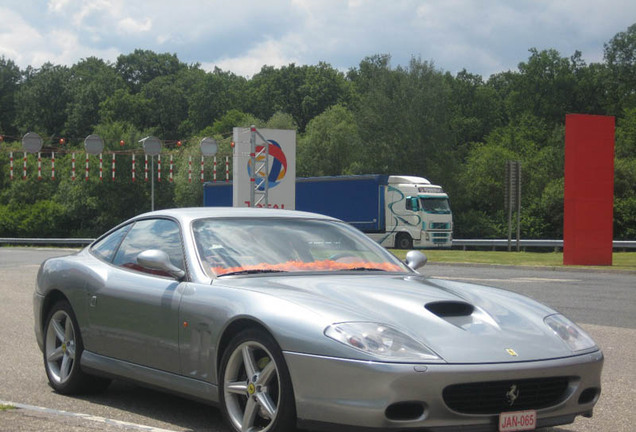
219, 328, 296, 432
43, 300, 110, 394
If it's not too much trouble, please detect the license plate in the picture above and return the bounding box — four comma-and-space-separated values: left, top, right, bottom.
499, 410, 537, 431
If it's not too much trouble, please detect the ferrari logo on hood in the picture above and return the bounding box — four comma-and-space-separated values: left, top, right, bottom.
506, 348, 518, 357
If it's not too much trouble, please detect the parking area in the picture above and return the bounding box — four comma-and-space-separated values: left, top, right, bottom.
1, 249, 634, 431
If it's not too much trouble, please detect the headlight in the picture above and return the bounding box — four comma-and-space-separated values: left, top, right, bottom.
325, 322, 441, 361
544, 314, 597, 352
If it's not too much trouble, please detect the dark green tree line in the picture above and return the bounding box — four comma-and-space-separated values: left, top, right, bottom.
0, 24, 635, 240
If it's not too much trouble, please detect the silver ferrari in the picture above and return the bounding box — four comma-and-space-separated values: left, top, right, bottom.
34, 207, 603, 432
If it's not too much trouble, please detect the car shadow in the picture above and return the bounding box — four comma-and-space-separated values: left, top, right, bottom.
75, 380, 224, 432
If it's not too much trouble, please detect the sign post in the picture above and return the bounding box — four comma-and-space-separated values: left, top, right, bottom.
140, 136, 161, 211
505, 160, 521, 252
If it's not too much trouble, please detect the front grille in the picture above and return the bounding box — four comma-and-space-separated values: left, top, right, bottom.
430, 222, 450, 230
432, 233, 450, 243
443, 377, 571, 414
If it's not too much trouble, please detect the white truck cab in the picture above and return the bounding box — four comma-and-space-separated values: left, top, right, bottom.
368, 175, 453, 249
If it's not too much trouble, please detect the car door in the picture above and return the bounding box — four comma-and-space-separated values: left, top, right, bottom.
87, 218, 186, 373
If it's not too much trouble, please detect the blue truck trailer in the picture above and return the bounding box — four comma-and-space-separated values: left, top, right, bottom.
203, 174, 452, 249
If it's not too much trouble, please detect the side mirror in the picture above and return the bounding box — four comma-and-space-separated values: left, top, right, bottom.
406, 196, 419, 212
405, 250, 427, 271
411, 197, 419, 211
137, 249, 186, 280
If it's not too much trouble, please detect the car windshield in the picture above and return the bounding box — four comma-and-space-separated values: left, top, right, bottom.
419, 197, 451, 214
192, 217, 409, 277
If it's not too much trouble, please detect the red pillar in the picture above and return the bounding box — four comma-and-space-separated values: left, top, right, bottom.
563, 114, 615, 265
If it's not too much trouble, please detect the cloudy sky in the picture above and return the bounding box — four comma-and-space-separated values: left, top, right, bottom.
1, 0, 635, 78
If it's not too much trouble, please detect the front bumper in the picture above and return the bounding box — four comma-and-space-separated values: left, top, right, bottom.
414, 231, 452, 248
284, 350, 603, 431
33, 292, 45, 352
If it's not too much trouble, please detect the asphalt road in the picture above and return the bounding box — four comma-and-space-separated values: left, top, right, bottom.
0, 248, 634, 431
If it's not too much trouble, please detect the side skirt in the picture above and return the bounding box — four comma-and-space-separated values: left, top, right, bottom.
81, 350, 219, 405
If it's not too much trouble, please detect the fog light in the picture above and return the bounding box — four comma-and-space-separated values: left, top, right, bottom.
385, 402, 426, 421
578, 388, 600, 404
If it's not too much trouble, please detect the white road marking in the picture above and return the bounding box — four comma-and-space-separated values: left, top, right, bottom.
0, 400, 180, 432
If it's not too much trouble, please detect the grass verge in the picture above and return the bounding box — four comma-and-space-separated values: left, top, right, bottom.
0, 404, 16, 411
391, 250, 636, 272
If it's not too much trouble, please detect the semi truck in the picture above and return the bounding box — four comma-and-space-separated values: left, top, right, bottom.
203, 174, 452, 249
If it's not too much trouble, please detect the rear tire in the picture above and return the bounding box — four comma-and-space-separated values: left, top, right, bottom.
43, 300, 111, 394
395, 233, 413, 250
219, 328, 296, 432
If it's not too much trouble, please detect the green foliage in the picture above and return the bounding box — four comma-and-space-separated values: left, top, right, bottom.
1, 23, 636, 240
15, 63, 72, 135
246, 62, 351, 131
211, 109, 250, 136
350, 55, 452, 184
65, 57, 124, 138
187, 68, 246, 133
297, 104, 362, 176
604, 23, 636, 113
115, 49, 187, 93
0, 56, 21, 136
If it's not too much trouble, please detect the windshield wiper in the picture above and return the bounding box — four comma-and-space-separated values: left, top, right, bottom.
339, 267, 387, 272
218, 269, 287, 277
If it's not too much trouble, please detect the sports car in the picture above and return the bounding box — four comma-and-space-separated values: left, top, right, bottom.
34, 207, 603, 432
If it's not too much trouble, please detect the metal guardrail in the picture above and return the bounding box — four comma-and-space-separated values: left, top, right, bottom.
1, 237, 635, 250
0, 238, 94, 246
451, 239, 636, 251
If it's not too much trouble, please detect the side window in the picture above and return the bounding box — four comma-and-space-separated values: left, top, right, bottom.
112, 219, 185, 276
91, 224, 131, 263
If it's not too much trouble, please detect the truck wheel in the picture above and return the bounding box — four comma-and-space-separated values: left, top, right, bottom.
395, 233, 413, 250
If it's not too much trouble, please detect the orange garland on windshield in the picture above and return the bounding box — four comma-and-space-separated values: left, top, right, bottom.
211, 259, 403, 276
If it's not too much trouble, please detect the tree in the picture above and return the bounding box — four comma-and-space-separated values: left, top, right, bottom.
454, 140, 518, 238
210, 109, 255, 136
604, 23, 636, 113
506, 49, 580, 124
99, 88, 151, 131
453, 115, 565, 239
0, 56, 21, 136
140, 75, 189, 140
246, 63, 351, 132
614, 107, 636, 239
446, 69, 504, 158
265, 112, 297, 130
115, 49, 187, 93
15, 63, 71, 136
65, 57, 124, 138
350, 56, 453, 184
188, 67, 247, 133
297, 104, 362, 176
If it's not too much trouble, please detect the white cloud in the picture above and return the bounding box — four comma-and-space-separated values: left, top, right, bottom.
0, 7, 46, 63
117, 17, 153, 34
204, 37, 303, 77
47, 0, 72, 13
2, 0, 636, 77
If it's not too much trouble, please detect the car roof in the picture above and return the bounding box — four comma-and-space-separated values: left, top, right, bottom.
134, 207, 339, 225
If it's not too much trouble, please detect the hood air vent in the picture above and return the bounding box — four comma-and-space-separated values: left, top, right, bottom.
425, 301, 474, 317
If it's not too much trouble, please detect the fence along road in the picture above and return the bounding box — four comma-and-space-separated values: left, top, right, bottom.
0, 248, 634, 431
2, 237, 636, 250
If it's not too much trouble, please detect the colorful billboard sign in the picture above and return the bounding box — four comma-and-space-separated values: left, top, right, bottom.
232, 128, 296, 209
